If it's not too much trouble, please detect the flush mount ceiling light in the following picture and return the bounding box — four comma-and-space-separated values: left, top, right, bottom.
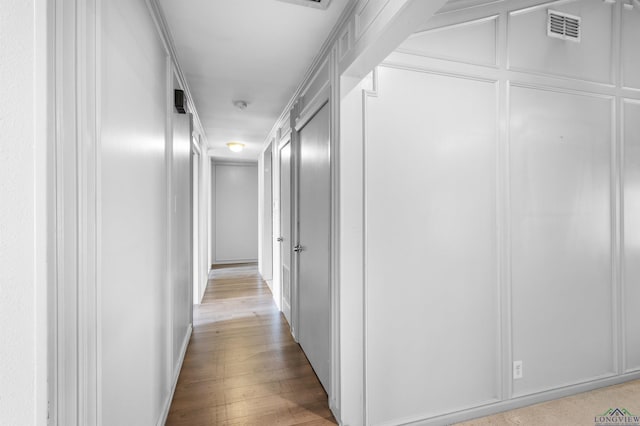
233, 100, 248, 111
227, 142, 245, 153
276, 0, 331, 9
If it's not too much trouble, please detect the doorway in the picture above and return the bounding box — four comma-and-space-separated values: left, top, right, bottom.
280, 138, 293, 325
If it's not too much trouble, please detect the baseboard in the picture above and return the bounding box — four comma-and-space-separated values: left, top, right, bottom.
197, 278, 207, 304
157, 324, 193, 426
264, 279, 273, 292
398, 371, 640, 426
330, 397, 342, 425
213, 258, 258, 265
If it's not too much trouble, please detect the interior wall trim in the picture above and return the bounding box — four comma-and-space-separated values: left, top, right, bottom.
156, 325, 192, 426
361, 67, 378, 426
295, 92, 331, 132
408, 372, 640, 426
357, 0, 637, 422
54, 0, 100, 423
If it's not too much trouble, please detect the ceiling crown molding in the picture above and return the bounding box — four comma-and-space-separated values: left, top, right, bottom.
146, 0, 209, 151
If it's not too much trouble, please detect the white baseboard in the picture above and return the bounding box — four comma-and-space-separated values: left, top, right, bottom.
330, 397, 342, 426
264, 279, 273, 291
157, 324, 192, 426
400, 371, 640, 426
213, 258, 258, 265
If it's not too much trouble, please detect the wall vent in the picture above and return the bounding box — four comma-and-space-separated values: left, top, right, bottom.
547, 10, 581, 42
276, 0, 331, 10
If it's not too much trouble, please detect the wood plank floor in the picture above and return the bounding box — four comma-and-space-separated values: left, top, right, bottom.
166, 263, 336, 426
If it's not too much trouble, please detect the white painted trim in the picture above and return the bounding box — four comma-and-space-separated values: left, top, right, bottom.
53, 0, 100, 423
35, 0, 55, 423
213, 258, 259, 265
157, 324, 192, 426
276, 136, 292, 320
296, 87, 331, 132
621, 98, 640, 373
328, 45, 342, 418
212, 160, 259, 167
402, 372, 640, 426
191, 137, 202, 155
361, 67, 378, 426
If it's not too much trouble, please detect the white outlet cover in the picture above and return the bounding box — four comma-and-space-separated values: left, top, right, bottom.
513, 360, 523, 379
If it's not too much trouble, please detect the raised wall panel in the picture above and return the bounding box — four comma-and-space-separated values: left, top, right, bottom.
100, 0, 172, 423
621, 7, 640, 90
172, 113, 192, 373
366, 66, 499, 425
397, 16, 498, 67
508, 0, 613, 84
624, 100, 640, 372
510, 86, 614, 396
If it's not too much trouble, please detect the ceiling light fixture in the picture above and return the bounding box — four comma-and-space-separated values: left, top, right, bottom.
233, 100, 248, 111
227, 142, 245, 153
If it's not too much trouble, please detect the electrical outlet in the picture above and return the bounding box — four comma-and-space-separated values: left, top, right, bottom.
513, 360, 523, 379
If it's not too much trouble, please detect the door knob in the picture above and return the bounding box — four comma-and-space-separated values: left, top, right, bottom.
293, 244, 304, 253
276, 237, 283, 242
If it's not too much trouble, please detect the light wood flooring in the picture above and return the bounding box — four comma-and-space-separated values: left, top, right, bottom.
166, 263, 336, 426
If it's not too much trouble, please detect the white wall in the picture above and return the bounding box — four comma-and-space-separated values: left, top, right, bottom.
340, 0, 640, 424
0, 0, 39, 424
259, 145, 274, 286
100, 0, 191, 424
209, 157, 216, 269
213, 162, 259, 264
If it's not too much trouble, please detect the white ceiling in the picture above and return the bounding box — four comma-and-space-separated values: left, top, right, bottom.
158, 0, 352, 162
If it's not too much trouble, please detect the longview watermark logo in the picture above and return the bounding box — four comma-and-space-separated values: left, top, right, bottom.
594, 408, 640, 426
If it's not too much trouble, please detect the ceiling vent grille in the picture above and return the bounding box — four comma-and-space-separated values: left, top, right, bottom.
276, 0, 332, 9
547, 10, 581, 42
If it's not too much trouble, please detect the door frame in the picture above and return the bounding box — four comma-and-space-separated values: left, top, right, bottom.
51, 0, 100, 423
277, 133, 293, 327
291, 78, 337, 400
192, 137, 201, 304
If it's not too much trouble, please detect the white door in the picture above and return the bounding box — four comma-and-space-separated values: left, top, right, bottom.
296, 103, 331, 392
280, 140, 292, 325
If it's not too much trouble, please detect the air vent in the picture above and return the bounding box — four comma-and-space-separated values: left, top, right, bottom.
547, 10, 581, 42
276, 0, 331, 10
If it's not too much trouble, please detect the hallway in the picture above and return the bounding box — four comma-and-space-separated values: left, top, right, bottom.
166, 264, 336, 425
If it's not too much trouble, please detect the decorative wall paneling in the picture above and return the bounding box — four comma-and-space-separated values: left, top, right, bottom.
365, 67, 501, 425
53, 0, 99, 423
354, 0, 640, 424
621, 6, 640, 90
52, 0, 210, 424
623, 99, 640, 373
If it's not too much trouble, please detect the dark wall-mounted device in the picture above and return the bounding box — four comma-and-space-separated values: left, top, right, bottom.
174, 89, 187, 114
